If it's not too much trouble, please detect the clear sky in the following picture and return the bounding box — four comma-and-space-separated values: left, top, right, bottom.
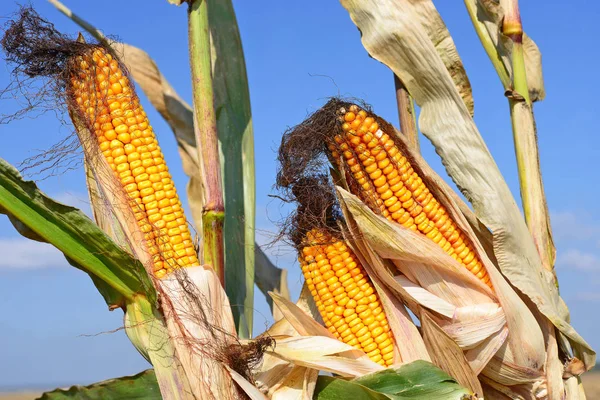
0, 0, 598, 389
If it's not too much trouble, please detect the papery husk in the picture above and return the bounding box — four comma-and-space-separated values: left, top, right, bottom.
394, 275, 456, 318
158, 266, 239, 400
421, 311, 484, 395
340, 229, 431, 364
338, 187, 547, 386
268, 293, 384, 377
72, 89, 240, 400
336, 195, 497, 391
226, 365, 270, 400
339, 0, 594, 373
254, 287, 321, 399
266, 335, 383, 378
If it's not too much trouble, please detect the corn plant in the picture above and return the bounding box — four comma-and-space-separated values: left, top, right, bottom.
0, 0, 595, 399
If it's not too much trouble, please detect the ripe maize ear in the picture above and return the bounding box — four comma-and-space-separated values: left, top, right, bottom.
327, 105, 492, 288
300, 229, 395, 366
67, 47, 198, 278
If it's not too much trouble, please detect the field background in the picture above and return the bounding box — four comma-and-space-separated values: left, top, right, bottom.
1, 372, 599, 399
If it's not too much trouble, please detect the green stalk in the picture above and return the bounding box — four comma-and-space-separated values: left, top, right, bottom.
393, 74, 420, 152
188, 0, 225, 283
502, 0, 555, 279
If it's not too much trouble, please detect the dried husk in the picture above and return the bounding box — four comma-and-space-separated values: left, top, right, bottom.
158, 266, 239, 400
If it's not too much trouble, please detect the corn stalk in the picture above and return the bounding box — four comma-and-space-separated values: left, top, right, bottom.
188, 0, 225, 281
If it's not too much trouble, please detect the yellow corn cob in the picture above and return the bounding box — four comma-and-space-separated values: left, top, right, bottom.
300, 229, 395, 366
68, 47, 198, 278
327, 105, 492, 288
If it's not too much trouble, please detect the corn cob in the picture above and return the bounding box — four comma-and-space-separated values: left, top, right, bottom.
327, 105, 492, 288
68, 47, 198, 278
300, 229, 395, 366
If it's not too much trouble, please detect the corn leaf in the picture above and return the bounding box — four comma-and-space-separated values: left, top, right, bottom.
314, 360, 475, 400
339, 0, 595, 368
257, 247, 290, 319
0, 158, 153, 305
207, 0, 256, 338
37, 369, 160, 400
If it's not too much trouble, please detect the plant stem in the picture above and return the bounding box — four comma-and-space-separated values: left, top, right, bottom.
393, 74, 419, 151
502, 0, 555, 280
502, 2, 564, 398
188, 0, 225, 283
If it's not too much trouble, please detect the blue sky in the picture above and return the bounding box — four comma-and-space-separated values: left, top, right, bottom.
0, 0, 598, 389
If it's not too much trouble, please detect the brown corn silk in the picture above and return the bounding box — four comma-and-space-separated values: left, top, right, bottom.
328, 103, 492, 288
300, 229, 395, 366
67, 47, 198, 278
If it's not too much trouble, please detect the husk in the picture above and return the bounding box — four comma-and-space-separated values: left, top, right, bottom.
341, 230, 431, 364
266, 336, 383, 378
421, 311, 484, 396
158, 266, 239, 400
394, 275, 456, 319
255, 287, 322, 400
226, 365, 269, 400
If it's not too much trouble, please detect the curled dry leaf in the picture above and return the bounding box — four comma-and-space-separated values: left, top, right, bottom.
405, 0, 474, 115
339, 0, 594, 369
267, 336, 384, 378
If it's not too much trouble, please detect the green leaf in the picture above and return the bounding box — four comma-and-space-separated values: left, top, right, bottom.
314, 377, 390, 400
37, 369, 160, 400
209, 0, 255, 338
0, 158, 154, 306
314, 361, 474, 400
